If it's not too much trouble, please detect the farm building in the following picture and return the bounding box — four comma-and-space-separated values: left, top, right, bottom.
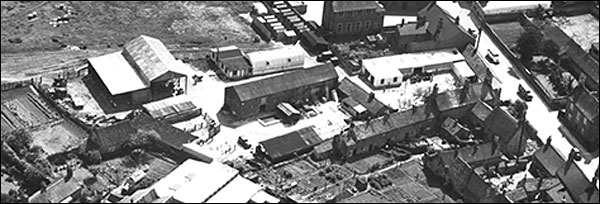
361, 48, 468, 88
337, 78, 393, 119
89, 110, 196, 158
141, 95, 202, 124
87, 35, 188, 105
332, 105, 436, 159
258, 126, 323, 163
209, 46, 252, 80
223, 63, 338, 119
245, 45, 305, 76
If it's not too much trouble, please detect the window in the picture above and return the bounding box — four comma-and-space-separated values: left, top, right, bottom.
337, 23, 343, 33
380, 79, 384, 85
355, 22, 361, 32
393, 77, 398, 82
347, 23, 352, 32
232, 70, 237, 76
365, 20, 371, 30
266, 61, 270, 66
329, 22, 334, 30
287, 58, 292, 63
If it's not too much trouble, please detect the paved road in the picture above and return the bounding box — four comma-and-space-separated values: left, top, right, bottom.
469, 8, 598, 186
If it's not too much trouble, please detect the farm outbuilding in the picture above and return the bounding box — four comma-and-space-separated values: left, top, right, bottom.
245, 45, 305, 76
224, 63, 338, 119
87, 35, 188, 105
258, 126, 322, 163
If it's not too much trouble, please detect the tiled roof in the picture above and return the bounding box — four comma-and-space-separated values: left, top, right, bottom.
483, 107, 518, 144
350, 105, 435, 141
259, 126, 322, 161
338, 78, 391, 116
542, 25, 599, 86
28, 168, 98, 203
569, 85, 599, 121
533, 145, 566, 176
470, 101, 493, 122
92, 111, 196, 154
438, 142, 503, 167
556, 159, 599, 203
227, 63, 338, 102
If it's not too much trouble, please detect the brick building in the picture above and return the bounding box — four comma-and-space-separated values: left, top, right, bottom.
558, 85, 599, 154
321, 1, 385, 38
223, 63, 338, 119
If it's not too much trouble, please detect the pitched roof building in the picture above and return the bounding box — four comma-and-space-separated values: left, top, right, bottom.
321, 1, 385, 39
558, 85, 599, 154
337, 78, 393, 118
87, 35, 188, 104
28, 168, 108, 203
224, 63, 338, 119
259, 126, 322, 162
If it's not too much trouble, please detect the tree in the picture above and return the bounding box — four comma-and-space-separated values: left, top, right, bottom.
541, 39, 560, 61
516, 25, 543, 62
21, 167, 46, 194
83, 150, 102, 165
6, 130, 32, 156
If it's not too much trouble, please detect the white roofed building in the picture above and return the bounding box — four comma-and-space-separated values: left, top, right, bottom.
246, 45, 305, 76
362, 48, 468, 88
87, 35, 188, 105
118, 159, 273, 203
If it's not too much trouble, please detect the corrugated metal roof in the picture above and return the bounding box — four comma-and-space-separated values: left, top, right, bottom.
228, 63, 338, 101
259, 126, 322, 161
123, 35, 186, 82
88, 52, 148, 95
142, 95, 198, 119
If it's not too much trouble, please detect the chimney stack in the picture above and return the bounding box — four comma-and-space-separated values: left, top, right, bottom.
545, 136, 552, 151
368, 92, 375, 103
472, 144, 479, 156
401, 18, 405, 27
565, 148, 581, 172
455, 16, 460, 24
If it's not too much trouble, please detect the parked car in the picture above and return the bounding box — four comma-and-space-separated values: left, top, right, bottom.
517, 84, 533, 102
486, 52, 500, 65
238, 136, 251, 149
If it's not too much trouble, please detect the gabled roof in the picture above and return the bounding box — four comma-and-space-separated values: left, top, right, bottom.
227, 63, 338, 102
301, 30, 329, 47
438, 142, 503, 167
419, 2, 476, 42
211, 46, 245, 59
396, 22, 429, 36
436, 82, 495, 112
470, 101, 493, 122
533, 145, 566, 176
259, 126, 322, 161
556, 160, 599, 203
542, 25, 599, 86
569, 85, 599, 121
28, 168, 99, 203
122, 35, 186, 82
350, 105, 435, 141
483, 107, 518, 144
88, 52, 148, 95
92, 111, 196, 154
338, 78, 391, 116
221, 56, 252, 71
330, 1, 384, 13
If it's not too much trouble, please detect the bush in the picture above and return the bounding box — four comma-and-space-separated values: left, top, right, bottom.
516, 25, 543, 62
6, 130, 32, 155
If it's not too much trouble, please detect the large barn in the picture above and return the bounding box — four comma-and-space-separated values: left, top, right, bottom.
87, 35, 188, 105
224, 63, 338, 119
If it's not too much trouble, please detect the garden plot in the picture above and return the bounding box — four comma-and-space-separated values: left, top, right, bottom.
30, 120, 87, 156
0, 86, 60, 131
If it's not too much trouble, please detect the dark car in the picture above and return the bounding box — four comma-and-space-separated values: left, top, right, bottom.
238, 136, 251, 149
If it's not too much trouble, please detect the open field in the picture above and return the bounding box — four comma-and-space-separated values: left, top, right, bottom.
1, 1, 276, 80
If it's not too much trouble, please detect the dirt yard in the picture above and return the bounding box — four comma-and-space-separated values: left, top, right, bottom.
553, 14, 599, 51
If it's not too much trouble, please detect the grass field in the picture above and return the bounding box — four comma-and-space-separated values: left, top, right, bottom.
1, 1, 275, 80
